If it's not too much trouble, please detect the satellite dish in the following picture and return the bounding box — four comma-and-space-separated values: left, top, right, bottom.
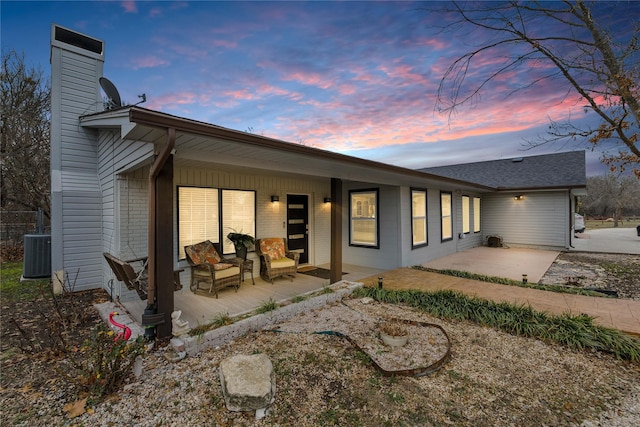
99, 77, 122, 110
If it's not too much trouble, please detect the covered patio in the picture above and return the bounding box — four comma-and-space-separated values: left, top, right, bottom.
117, 263, 384, 328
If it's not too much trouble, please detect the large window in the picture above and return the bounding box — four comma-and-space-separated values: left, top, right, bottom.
462, 195, 470, 234
473, 197, 481, 233
178, 187, 219, 250
349, 189, 379, 248
411, 188, 427, 248
221, 189, 256, 254
178, 187, 255, 256
440, 191, 453, 241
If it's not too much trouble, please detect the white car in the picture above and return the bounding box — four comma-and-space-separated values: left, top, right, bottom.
574, 213, 586, 233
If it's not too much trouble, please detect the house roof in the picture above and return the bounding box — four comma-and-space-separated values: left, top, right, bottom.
81, 107, 586, 192
419, 151, 586, 191
81, 106, 495, 191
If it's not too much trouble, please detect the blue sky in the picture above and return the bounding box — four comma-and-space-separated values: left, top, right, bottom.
2, 1, 638, 175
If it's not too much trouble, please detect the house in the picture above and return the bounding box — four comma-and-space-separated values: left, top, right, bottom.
49, 25, 586, 337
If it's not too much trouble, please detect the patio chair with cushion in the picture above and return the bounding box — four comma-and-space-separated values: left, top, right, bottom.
255, 237, 300, 284
103, 253, 184, 300
184, 240, 243, 298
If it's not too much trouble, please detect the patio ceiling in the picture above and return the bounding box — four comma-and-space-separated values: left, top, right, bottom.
83, 106, 495, 192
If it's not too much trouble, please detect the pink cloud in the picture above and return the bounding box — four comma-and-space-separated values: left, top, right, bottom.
120, 1, 137, 13
145, 91, 199, 110
130, 55, 170, 70
283, 71, 334, 90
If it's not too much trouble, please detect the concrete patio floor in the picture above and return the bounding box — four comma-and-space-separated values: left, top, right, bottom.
114, 246, 639, 337
422, 246, 560, 283
117, 263, 384, 328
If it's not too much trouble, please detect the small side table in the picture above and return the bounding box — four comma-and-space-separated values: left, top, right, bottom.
241, 259, 255, 285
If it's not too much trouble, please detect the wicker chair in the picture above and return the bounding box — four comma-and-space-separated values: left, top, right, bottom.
255, 238, 300, 284
184, 240, 242, 298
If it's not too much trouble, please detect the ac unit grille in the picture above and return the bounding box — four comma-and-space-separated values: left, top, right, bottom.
23, 234, 51, 279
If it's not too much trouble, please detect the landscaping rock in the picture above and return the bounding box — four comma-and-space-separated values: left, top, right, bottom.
219, 353, 275, 414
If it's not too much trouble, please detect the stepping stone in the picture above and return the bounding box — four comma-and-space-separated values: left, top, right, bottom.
219, 353, 276, 415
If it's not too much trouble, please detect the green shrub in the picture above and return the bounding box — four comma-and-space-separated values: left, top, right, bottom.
64, 324, 147, 403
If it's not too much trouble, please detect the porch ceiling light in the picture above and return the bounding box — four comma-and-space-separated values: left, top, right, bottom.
271, 195, 280, 203
514, 195, 525, 201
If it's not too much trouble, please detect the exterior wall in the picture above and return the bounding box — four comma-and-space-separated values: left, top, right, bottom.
456, 192, 483, 251
482, 191, 570, 249
341, 183, 401, 271
343, 184, 486, 270
50, 26, 105, 291
173, 166, 332, 277
96, 128, 153, 295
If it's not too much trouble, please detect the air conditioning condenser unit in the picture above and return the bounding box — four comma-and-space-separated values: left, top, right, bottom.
23, 234, 51, 279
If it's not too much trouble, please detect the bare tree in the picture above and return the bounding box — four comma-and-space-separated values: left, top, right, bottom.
1, 50, 51, 218
432, 1, 639, 177
582, 175, 640, 225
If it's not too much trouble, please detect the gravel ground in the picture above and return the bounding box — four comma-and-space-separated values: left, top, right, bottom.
4, 296, 638, 427
2, 252, 639, 426
540, 252, 640, 300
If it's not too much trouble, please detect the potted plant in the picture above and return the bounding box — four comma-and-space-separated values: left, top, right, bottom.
226, 230, 255, 260
379, 321, 409, 347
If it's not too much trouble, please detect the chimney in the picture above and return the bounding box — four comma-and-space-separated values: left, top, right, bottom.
50, 24, 105, 290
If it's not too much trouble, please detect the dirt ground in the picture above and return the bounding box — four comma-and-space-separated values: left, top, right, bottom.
1, 252, 639, 426
540, 252, 640, 300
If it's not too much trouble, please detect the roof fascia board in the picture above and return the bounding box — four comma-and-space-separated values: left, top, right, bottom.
128, 107, 494, 191
80, 107, 135, 139
495, 185, 586, 192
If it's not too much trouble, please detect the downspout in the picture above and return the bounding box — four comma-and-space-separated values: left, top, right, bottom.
147, 127, 175, 305
569, 192, 575, 249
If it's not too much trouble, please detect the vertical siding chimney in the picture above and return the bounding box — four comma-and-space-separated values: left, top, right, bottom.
50, 24, 105, 290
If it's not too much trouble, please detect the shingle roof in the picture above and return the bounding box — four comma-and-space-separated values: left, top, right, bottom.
420, 151, 586, 190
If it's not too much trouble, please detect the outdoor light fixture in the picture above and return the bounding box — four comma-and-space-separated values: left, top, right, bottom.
514, 195, 525, 201
324, 197, 331, 203
271, 195, 280, 202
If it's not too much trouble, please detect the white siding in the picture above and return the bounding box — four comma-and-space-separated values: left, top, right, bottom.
173, 167, 331, 277
50, 28, 105, 291
456, 193, 483, 251
483, 191, 569, 249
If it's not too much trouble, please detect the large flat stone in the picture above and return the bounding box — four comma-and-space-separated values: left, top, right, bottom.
219, 353, 275, 411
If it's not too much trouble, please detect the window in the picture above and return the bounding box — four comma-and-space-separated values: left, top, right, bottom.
350, 189, 379, 248
411, 188, 427, 248
462, 195, 470, 234
178, 187, 219, 250
473, 197, 481, 233
221, 190, 256, 254
440, 191, 453, 241
178, 187, 256, 257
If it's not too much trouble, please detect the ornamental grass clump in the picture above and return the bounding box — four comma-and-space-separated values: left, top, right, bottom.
354, 287, 640, 362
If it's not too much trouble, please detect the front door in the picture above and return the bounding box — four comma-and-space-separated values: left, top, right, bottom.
286, 194, 309, 264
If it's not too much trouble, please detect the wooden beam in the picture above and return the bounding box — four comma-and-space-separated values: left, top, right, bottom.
330, 178, 342, 284
147, 128, 175, 338
154, 155, 174, 338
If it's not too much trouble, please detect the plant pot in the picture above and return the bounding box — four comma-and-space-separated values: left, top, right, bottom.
380, 332, 408, 347
235, 245, 248, 260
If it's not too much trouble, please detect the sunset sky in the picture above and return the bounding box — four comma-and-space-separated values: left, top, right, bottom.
3, 1, 638, 175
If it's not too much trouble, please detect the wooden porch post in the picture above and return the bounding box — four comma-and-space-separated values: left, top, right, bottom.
153, 155, 174, 338
147, 128, 175, 338
330, 178, 342, 284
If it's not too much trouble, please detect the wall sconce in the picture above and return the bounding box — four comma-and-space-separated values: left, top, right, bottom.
514, 195, 525, 201
271, 195, 279, 202
323, 197, 331, 203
